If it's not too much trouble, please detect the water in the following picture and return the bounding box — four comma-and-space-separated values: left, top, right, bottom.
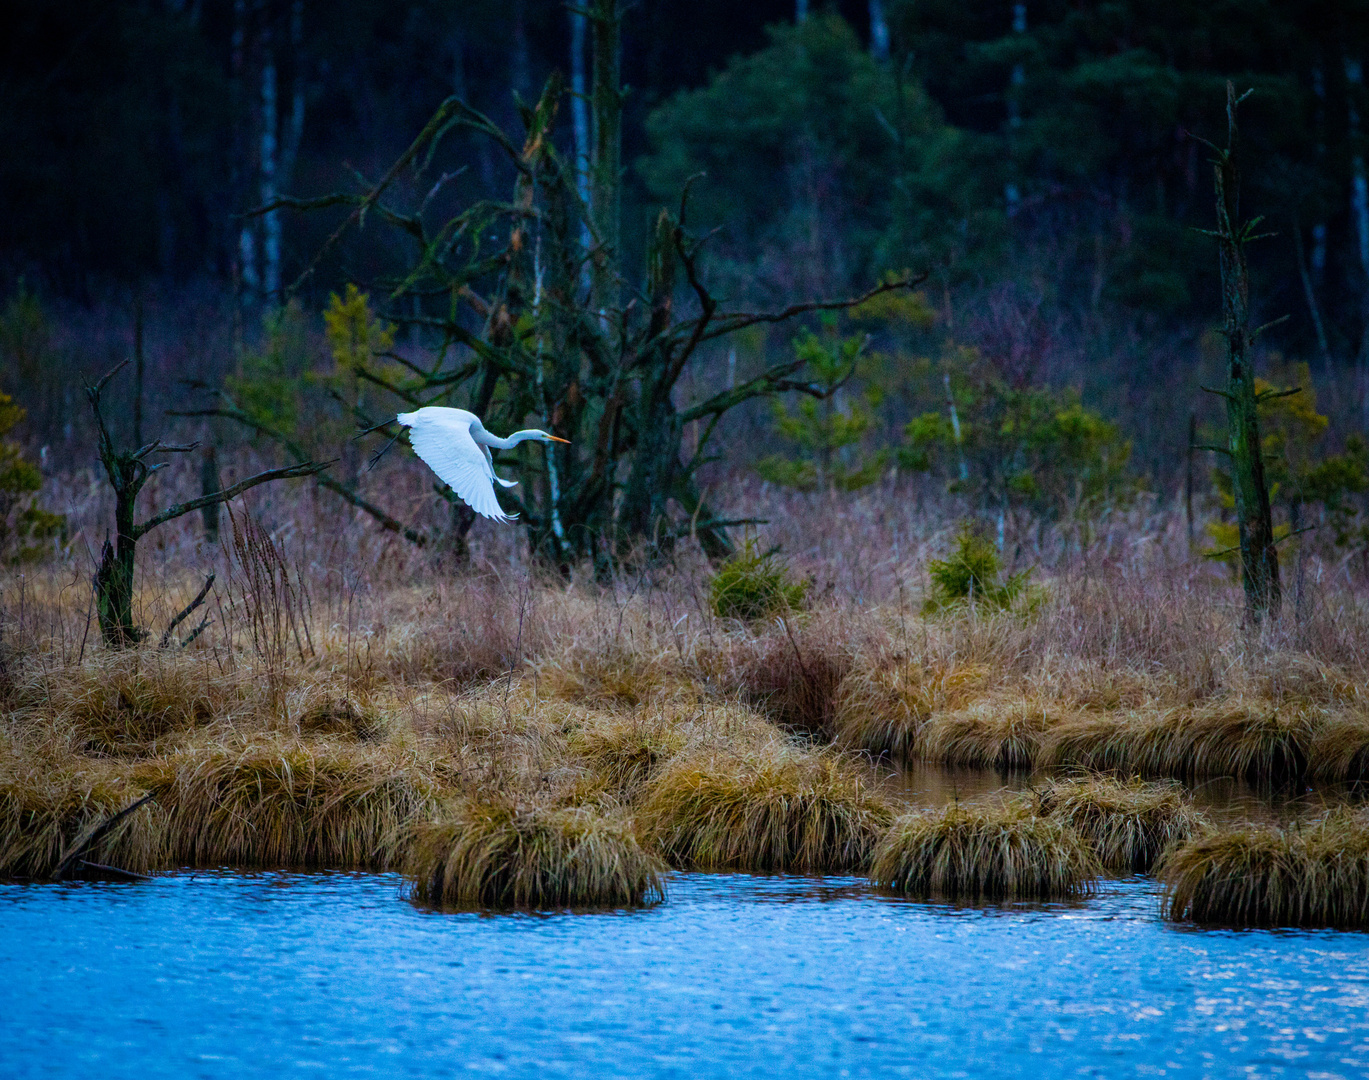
3, 872, 1369, 1079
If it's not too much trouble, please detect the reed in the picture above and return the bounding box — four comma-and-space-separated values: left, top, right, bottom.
1159, 807, 1369, 928
140, 742, 438, 869
1034, 776, 1208, 872
639, 743, 893, 872
869, 802, 1100, 901
405, 800, 666, 909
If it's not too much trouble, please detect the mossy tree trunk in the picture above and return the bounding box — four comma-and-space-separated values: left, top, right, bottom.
1209, 82, 1281, 624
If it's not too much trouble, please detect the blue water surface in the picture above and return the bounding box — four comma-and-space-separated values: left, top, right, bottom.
1, 871, 1367, 1079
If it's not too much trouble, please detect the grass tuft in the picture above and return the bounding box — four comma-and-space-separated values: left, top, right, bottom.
36, 651, 226, 756
1034, 776, 1209, 872
140, 743, 437, 869
869, 801, 1100, 901
1040, 703, 1313, 782
567, 712, 687, 801
640, 744, 893, 872
918, 702, 1051, 770
1159, 807, 1369, 928
832, 661, 989, 760
405, 800, 665, 910
0, 761, 164, 877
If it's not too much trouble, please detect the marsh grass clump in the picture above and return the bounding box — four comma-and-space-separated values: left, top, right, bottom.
298, 695, 388, 741
0, 763, 164, 877
37, 651, 227, 756
539, 642, 687, 709
1034, 776, 1209, 872
640, 744, 893, 872
404, 801, 666, 910
1040, 703, 1312, 782
143, 743, 437, 869
869, 802, 1100, 902
719, 620, 854, 736
918, 701, 1051, 770
709, 539, 808, 622
567, 712, 686, 801
832, 661, 990, 760
1159, 807, 1369, 928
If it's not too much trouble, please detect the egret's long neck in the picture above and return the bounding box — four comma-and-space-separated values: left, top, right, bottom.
475, 428, 543, 450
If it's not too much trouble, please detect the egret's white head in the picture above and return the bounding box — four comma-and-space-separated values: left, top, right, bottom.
532, 430, 571, 444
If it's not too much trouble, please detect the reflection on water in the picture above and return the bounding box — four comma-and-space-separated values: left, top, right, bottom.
3, 871, 1369, 1079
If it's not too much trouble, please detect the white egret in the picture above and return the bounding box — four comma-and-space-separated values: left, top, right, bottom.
395, 407, 569, 523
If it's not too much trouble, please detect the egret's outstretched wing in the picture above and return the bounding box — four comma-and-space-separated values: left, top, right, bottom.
402, 410, 514, 522
481, 443, 519, 488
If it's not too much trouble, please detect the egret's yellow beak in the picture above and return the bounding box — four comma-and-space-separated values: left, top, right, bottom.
547, 435, 571, 444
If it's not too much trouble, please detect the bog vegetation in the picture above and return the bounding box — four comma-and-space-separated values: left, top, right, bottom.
6, 3, 1369, 927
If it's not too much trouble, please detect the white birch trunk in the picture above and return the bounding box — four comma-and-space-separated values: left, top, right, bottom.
570, 5, 592, 282
233, 0, 258, 303
260, 36, 280, 304
869, 0, 889, 61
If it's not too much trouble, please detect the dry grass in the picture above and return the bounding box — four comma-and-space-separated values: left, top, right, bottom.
639, 742, 894, 872
13, 650, 234, 757
1039, 702, 1314, 781
137, 741, 439, 869
1033, 776, 1209, 872
1159, 807, 1369, 928
9, 460, 1369, 896
405, 800, 666, 910
918, 700, 1056, 771
704, 614, 857, 736
832, 660, 990, 760
869, 801, 1101, 901
0, 758, 164, 877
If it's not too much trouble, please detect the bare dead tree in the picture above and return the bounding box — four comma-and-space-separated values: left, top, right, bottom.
87, 361, 330, 647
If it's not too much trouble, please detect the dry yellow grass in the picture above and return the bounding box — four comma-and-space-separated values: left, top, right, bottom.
869, 801, 1100, 901
1159, 807, 1369, 928
1033, 776, 1209, 872
831, 661, 991, 760
12, 650, 235, 757
1039, 702, 1314, 781
639, 742, 894, 872
136, 741, 439, 869
0, 758, 165, 877
918, 700, 1056, 771
9, 470, 1369, 898
405, 800, 666, 909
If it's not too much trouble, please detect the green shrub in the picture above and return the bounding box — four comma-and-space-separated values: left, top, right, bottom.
924, 522, 1028, 613
0, 390, 64, 562
710, 539, 808, 621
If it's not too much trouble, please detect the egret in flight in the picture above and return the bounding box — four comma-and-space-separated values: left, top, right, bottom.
396, 407, 568, 523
